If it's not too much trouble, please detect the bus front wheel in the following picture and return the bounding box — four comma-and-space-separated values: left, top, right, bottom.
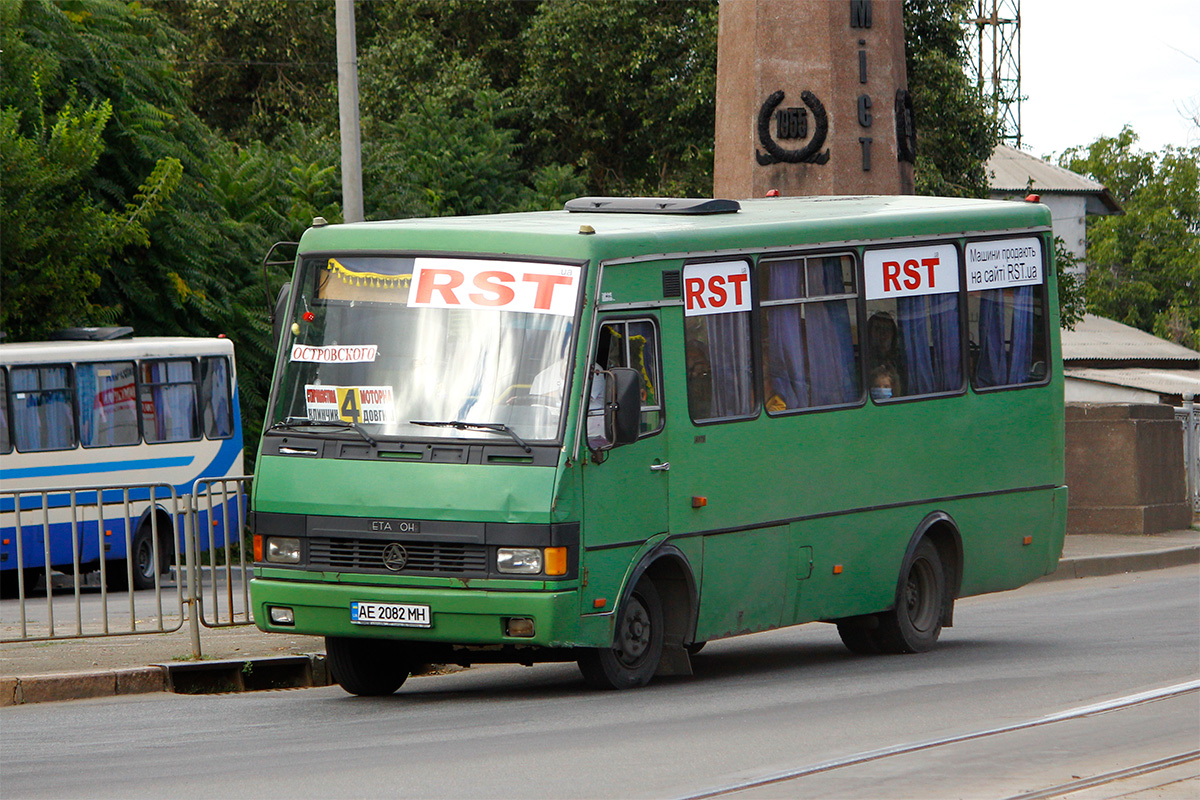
326, 636, 411, 696
578, 579, 664, 690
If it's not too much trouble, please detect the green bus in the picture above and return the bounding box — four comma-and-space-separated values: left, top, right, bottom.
249, 195, 1066, 694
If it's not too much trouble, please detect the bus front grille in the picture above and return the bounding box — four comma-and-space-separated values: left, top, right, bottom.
308, 538, 489, 575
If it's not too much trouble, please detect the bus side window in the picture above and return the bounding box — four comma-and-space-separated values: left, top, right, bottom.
0, 368, 11, 454
201, 356, 234, 439
141, 359, 200, 443
682, 259, 756, 423
969, 287, 1048, 388
10, 365, 75, 452
77, 361, 139, 448
760, 254, 861, 413
684, 313, 755, 422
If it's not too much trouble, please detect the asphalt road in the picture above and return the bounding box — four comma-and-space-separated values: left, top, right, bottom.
1, 566, 1197, 800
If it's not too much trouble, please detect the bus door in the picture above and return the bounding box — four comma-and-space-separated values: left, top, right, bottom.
579, 316, 668, 613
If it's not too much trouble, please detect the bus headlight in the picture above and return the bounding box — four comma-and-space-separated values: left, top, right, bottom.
266, 537, 301, 564
497, 548, 542, 574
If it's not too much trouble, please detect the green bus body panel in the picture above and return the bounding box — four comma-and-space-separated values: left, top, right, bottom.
252, 195, 1064, 657
253, 455, 559, 523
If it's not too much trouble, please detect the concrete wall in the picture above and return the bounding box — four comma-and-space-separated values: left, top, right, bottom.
1065, 403, 1192, 535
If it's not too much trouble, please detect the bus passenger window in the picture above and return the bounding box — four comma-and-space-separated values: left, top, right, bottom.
682, 260, 755, 422
201, 357, 234, 439
965, 237, 1048, 389
760, 254, 861, 413
77, 362, 139, 448
141, 359, 200, 443
0, 369, 11, 454
863, 243, 963, 401
10, 365, 75, 452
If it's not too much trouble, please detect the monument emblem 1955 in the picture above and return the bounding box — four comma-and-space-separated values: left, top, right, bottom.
714, 0, 916, 198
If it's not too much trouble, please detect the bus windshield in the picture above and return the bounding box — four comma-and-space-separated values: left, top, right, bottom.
271, 255, 582, 444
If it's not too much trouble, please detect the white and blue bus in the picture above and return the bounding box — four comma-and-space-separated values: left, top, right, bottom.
0, 332, 244, 595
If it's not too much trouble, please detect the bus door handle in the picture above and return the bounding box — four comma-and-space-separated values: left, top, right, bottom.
649, 461, 670, 472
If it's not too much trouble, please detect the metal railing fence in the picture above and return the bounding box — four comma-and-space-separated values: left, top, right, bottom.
1176, 394, 1199, 513
1, 476, 254, 657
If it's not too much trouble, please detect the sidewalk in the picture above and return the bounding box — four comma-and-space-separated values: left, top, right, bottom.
3, 529, 1197, 705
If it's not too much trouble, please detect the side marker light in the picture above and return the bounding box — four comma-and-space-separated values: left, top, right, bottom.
833, 564, 844, 575
692, 496, 707, 508
1023, 536, 1033, 546
593, 598, 607, 609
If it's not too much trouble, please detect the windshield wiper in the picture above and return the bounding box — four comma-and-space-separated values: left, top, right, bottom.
410, 420, 532, 453
268, 417, 377, 447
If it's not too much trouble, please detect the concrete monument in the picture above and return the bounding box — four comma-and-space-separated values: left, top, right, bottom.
714, 0, 915, 198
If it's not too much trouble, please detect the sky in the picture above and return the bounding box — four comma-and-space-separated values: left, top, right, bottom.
1017, 0, 1200, 159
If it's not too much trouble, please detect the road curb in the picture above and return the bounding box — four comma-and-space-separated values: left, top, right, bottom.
1042, 545, 1200, 582
1, 654, 330, 707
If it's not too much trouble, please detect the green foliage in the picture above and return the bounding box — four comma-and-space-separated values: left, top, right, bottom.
1, 96, 110, 338
518, 0, 718, 196
1053, 237, 1086, 331
144, 0, 344, 142
1060, 128, 1200, 349
903, 0, 1001, 198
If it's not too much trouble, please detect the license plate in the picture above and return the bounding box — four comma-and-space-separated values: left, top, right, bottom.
350, 601, 431, 628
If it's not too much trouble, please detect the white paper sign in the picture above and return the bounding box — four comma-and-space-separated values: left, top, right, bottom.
965, 237, 1043, 291
864, 244, 960, 301
304, 385, 395, 424
408, 259, 580, 317
290, 344, 378, 364
682, 261, 752, 317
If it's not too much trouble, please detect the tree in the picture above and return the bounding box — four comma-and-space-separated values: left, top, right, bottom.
1060, 128, 1200, 349
903, 0, 1001, 198
518, 0, 718, 196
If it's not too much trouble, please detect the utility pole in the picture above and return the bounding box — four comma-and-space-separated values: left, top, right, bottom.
335, 0, 364, 222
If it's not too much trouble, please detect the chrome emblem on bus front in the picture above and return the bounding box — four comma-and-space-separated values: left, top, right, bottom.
382, 543, 408, 572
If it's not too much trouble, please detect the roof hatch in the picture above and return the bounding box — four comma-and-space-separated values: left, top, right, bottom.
564, 197, 740, 215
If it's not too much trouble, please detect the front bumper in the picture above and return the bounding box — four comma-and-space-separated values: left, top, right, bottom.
251, 575, 584, 648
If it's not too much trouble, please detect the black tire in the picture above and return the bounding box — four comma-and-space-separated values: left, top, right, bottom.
1, 568, 40, 599
130, 525, 160, 591
326, 636, 411, 696
873, 538, 946, 654
836, 620, 882, 655
578, 579, 664, 690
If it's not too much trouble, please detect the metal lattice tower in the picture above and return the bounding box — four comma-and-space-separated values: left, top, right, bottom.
966, 0, 1022, 147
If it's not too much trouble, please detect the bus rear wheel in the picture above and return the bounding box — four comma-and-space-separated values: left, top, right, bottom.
578, 579, 664, 690
326, 636, 411, 696
131, 525, 163, 591
874, 538, 946, 654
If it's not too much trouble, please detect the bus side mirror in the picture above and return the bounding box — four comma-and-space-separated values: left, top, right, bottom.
606, 367, 641, 447
272, 282, 292, 349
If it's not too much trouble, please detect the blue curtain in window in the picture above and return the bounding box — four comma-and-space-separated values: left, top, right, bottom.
929, 293, 962, 392
1007, 286, 1035, 383
899, 293, 961, 395
805, 258, 858, 405
976, 289, 1007, 387
767, 264, 807, 408
898, 297, 936, 395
